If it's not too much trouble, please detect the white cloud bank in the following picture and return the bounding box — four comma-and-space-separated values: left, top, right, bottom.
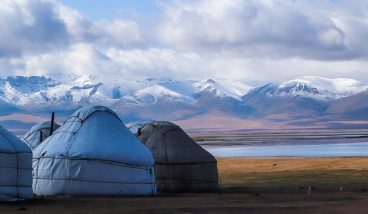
158, 0, 368, 60
1, 0, 368, 84
0, 0, 146, 57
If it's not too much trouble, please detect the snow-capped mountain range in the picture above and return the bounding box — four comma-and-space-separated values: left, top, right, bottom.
1, 75, 366, 106
0, 76, 256, 108
1, 75, 368, 131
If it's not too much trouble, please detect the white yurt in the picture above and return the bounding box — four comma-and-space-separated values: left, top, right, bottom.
0, 125, 33, 201
32, 106, 156, 196
22, 121, 60, 150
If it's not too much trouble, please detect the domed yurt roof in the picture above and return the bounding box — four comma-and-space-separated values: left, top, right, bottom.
34, 106, 153, 165
0, 125, 33, 201
22, 121, 60, 150
0, 126, 31, 153
32, 106, 155, 196
130, 120, 217, 164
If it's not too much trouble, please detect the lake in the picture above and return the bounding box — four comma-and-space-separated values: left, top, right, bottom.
204, 141, 368, 157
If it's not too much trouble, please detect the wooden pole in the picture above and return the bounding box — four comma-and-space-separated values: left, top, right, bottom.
50, 112, 55, 136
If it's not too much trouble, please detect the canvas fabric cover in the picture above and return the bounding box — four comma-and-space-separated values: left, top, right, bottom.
32, 106, 156, 196
22, 121, 60, 150
0, 125, 33, 201
129, 121, 219, 192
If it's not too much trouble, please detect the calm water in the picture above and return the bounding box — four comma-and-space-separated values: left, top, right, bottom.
205, 142, 368, 157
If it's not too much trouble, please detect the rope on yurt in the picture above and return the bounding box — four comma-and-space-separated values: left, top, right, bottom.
32, 116, 83, 189
21, 138, 33, 150
22, 125, 47, 141
33, 110, 112, 166
52, 108, 117, 135
71, 108, 122, 124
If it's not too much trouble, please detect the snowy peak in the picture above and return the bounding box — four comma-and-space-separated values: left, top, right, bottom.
0, 75, 110, 109
121, 78, 253, 104
278, 76, 368, 100
193, 78, 253, 101
277, 81, 320, 97
122, 85, 194, 105
0, 76, 59, 92
0, 76, 59, 106
245, 76, 368, 101
196, 79, 227, 96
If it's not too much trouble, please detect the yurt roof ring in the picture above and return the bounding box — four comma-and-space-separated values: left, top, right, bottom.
68, 109, 122, 124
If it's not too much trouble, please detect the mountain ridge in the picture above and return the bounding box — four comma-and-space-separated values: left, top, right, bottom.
1, 75, 368, 132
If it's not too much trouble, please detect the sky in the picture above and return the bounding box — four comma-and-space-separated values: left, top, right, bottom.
0, 0, 368, 85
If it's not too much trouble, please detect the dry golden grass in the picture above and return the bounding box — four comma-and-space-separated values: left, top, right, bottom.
218, 157, 368, 193
218, 157, 368, 174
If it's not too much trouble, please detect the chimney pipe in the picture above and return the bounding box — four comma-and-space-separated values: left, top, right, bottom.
50, 112, 55, 136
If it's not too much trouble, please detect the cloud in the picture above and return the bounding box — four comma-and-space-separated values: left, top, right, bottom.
55, 2, 147, 47
0, 0, 146, 57
10, 44, 203, 83
0, 0, 68, 56
7, 42, 368, 86
157, 0, 368, 60
94, 20, 146, 47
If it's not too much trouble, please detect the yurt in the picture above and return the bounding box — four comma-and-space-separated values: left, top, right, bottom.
22, 121, 60, 150
129, 121, 219, 193
0, 125, 33, 201
32, 106, 156, 196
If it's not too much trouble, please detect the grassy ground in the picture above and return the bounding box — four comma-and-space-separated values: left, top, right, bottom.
219, 157, 368, 193
2, 157, 368, 214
